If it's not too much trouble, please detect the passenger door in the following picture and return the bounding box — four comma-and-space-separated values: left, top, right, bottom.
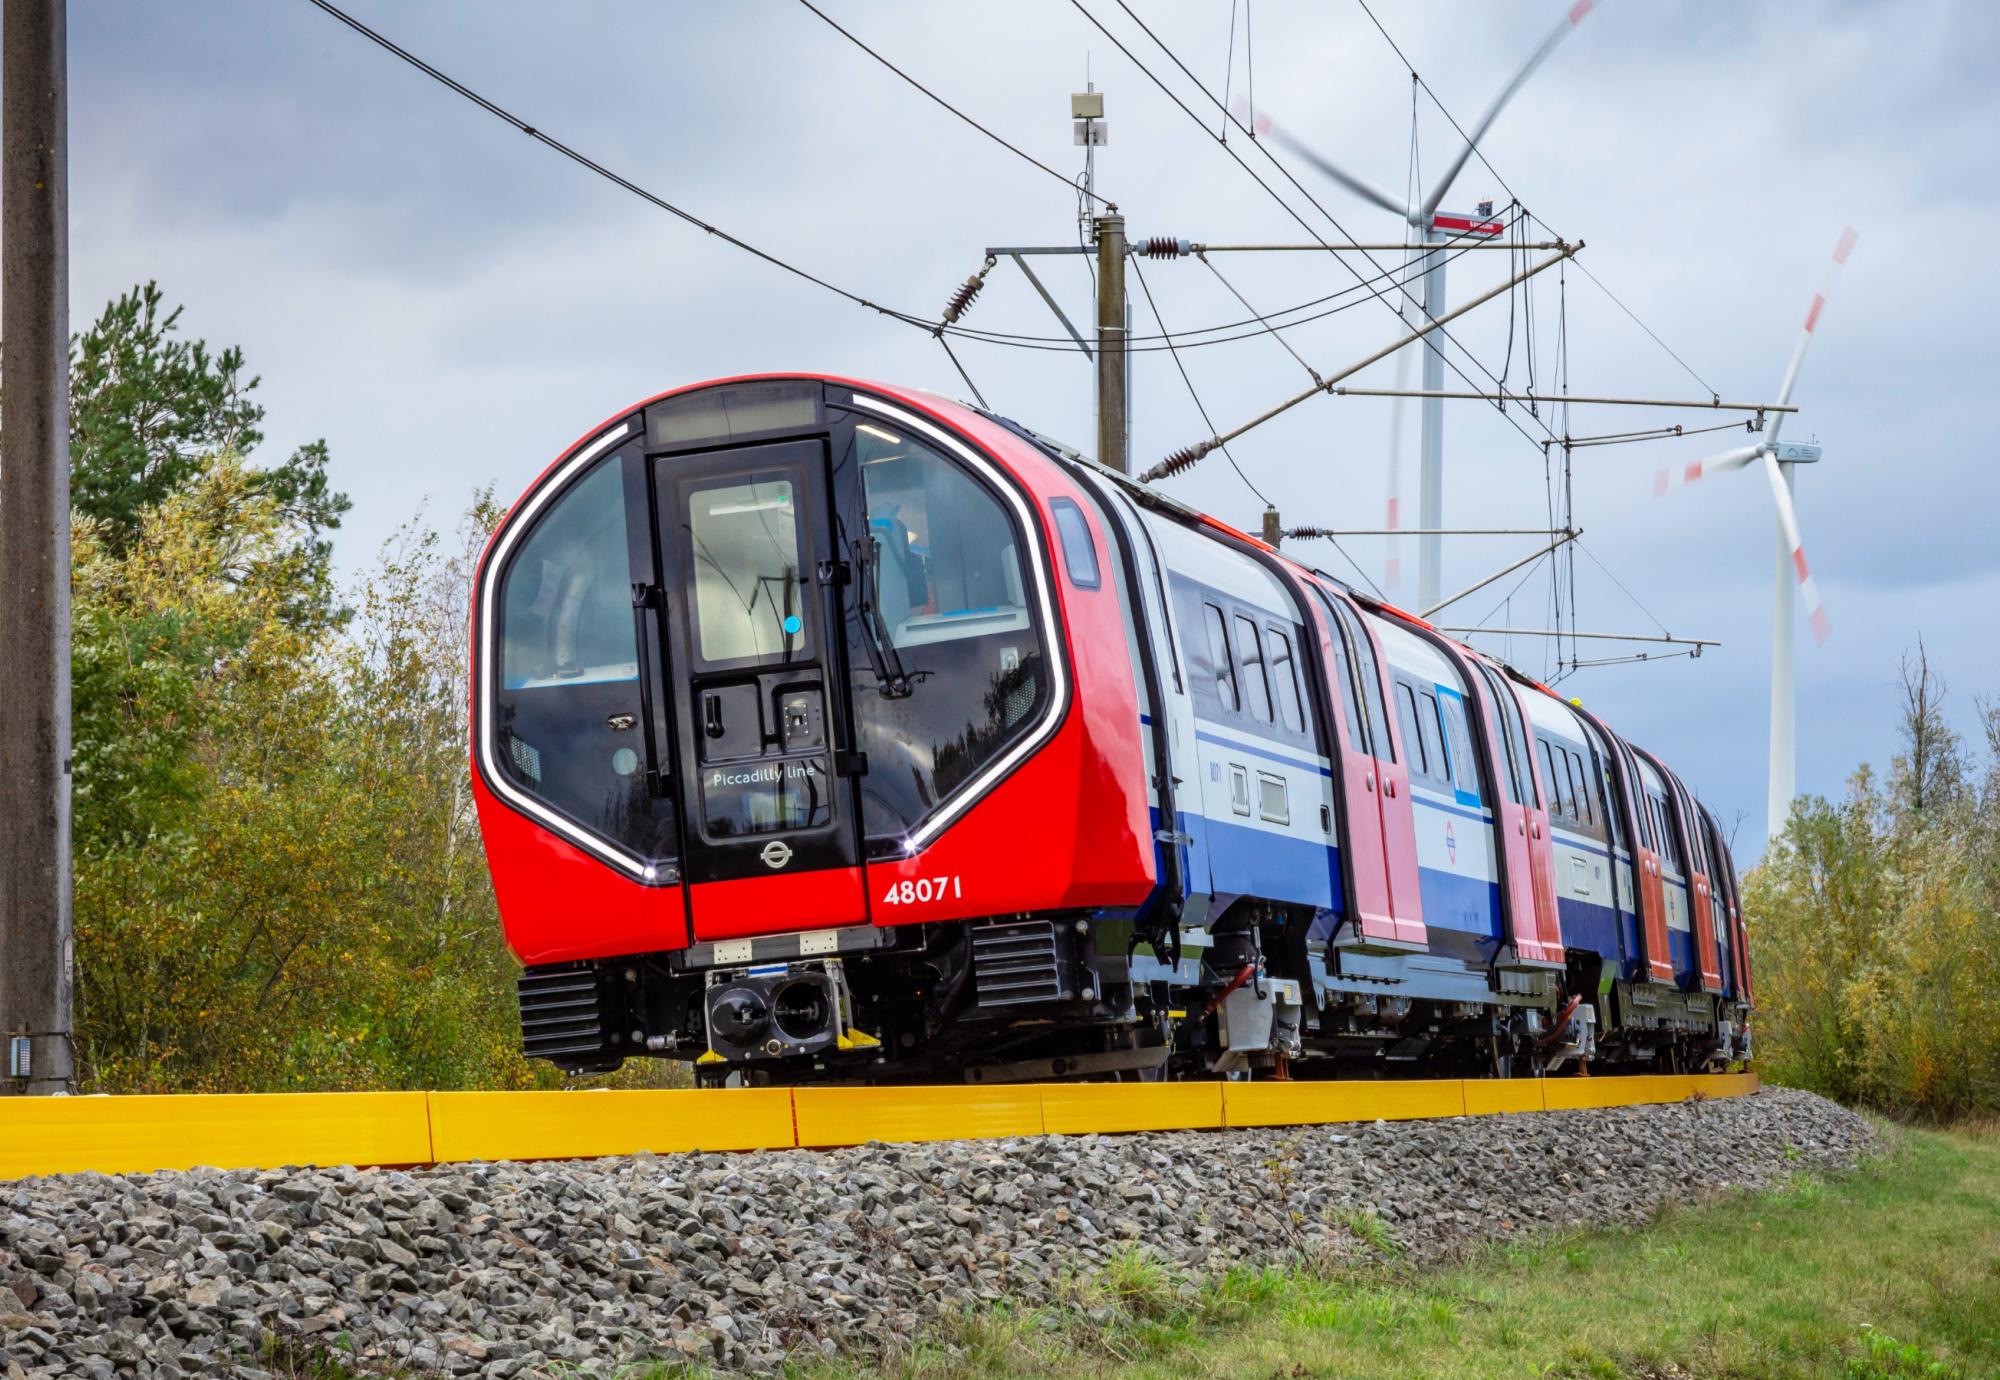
1319, 588, 1426, 947
1301, 587, 1397, 947
656, 438, 870, 941
1654, 764, 1724, 993
1572, 706, 1676, 985
1475, 664, 1563, 966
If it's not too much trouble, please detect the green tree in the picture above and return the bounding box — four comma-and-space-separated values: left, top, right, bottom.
61, 280, 351, 570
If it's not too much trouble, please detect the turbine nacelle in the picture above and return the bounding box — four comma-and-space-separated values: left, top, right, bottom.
1654, 228, 1857, 648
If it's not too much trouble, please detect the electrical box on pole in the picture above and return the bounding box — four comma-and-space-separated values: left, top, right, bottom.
1, 0, 76, 1096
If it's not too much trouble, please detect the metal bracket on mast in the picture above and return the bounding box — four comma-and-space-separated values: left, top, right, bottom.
1419, 528, 1581, 621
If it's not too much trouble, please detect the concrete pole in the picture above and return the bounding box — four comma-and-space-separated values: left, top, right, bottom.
1415, 216, 1446, 614
1261, 507, 1281, 547
1766, 461, 1798, 843
1, 0, 75, 1095
1095, 213, 1127, 473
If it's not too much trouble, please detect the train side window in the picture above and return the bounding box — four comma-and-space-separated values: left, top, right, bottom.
1234, 614, 1273, 723
1417, 689, 1448, 786
1439, 694, 1482, 806
493, 443, 677, 861
1048, 498, 1101, 590
1203, 603, 1238, 711
1268, 626, 1305, 735
1396, 681, 1428, 777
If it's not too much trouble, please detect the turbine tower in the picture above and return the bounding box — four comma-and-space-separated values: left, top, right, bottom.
1655, 227, 1857, 841
1258, 1, 1593, 611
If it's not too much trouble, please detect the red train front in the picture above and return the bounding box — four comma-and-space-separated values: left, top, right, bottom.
473, 375, 1752, 1084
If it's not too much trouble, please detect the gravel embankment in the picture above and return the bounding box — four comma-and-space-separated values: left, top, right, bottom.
1, 1086, 1873, 1378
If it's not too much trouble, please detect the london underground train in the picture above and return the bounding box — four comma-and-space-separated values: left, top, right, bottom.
472, 375, 1752, 1084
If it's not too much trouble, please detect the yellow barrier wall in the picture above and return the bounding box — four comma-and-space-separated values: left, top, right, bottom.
428, 1088, 797, 1163
0, 1073, 1757, 1179
0, 1091, 433, 1179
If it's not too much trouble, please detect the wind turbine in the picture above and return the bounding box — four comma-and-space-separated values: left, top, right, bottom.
1653, 227, 1857, 841
1254, 1, 1593, 610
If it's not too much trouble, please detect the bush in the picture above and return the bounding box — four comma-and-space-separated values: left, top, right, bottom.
1748, 644, 2000, 1120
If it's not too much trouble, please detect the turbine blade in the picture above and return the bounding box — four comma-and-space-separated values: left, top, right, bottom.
1761, 450, 1830, 645
1421, 0, 1594, 220
1766, 225, 1859, 447
1652, 443, 1761, 498
1253, 109, 1408, 218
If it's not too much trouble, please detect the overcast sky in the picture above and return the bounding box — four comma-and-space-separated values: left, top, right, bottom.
58, 0, 2000, 851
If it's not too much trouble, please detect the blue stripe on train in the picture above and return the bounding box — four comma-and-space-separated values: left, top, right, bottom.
1150, 807, 1343, 914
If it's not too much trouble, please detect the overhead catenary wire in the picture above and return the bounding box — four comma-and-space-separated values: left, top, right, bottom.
1070, 0, 1565, 471
1128, 256, 1268, 509
301, 0, 950, 333
795, 0, 1114, 208
947, 221, 1509, 351
1095, 0, 1560, 450
1351, 0, 1724, 402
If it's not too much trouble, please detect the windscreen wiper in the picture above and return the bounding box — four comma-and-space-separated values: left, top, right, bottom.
852, 536, 914, 699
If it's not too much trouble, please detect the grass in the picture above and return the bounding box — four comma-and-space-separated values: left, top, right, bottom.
784, 1123, 2000, 1380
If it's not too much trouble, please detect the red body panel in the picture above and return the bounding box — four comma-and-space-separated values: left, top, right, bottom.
473, 771, 688, 965
691, 867, 871, 942
472, 375, 1152, 966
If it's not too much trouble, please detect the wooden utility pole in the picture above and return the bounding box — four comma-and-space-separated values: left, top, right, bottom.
1093, 213, 1127, 474
1, 0, 75, 1096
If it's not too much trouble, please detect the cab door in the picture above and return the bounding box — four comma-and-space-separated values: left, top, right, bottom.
656, 438, 869, 940
1474, 664, 1563, 966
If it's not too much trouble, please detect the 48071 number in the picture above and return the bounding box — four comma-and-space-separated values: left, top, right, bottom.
879, 876, 963, 906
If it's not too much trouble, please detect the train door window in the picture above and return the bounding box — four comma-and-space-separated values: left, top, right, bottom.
1652, 795, 1683, 873
1538, 738, 1569, 820
1563, 751, 1589, 827
1234, 615, 1273, 723
1479, 667, 1530, 806
1599, 754, 1627, 850
1203, 603, 1238, 711
1337, 602, 1395, 762
845, 422, 1052, 831
1439, 694, 1482, 806
493, 442, 677, 860
1320, 600, 1368, 752
1395, 681, 1428, 777
1417, 689, 1448, 787
686, 475, 808, 665
1268, 626, 1305, 734
1048, 497, 1100, 590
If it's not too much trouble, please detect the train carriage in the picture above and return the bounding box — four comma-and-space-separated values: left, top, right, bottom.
472, 374, 1753, 1083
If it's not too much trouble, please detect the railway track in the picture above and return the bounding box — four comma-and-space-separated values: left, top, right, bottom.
3, 1072, 1755, 1180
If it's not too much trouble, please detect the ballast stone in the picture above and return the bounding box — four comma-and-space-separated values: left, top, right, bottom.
0, 1087, 1872, 1378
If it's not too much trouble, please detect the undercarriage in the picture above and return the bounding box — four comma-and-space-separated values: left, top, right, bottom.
518, 908, 1752, 1086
